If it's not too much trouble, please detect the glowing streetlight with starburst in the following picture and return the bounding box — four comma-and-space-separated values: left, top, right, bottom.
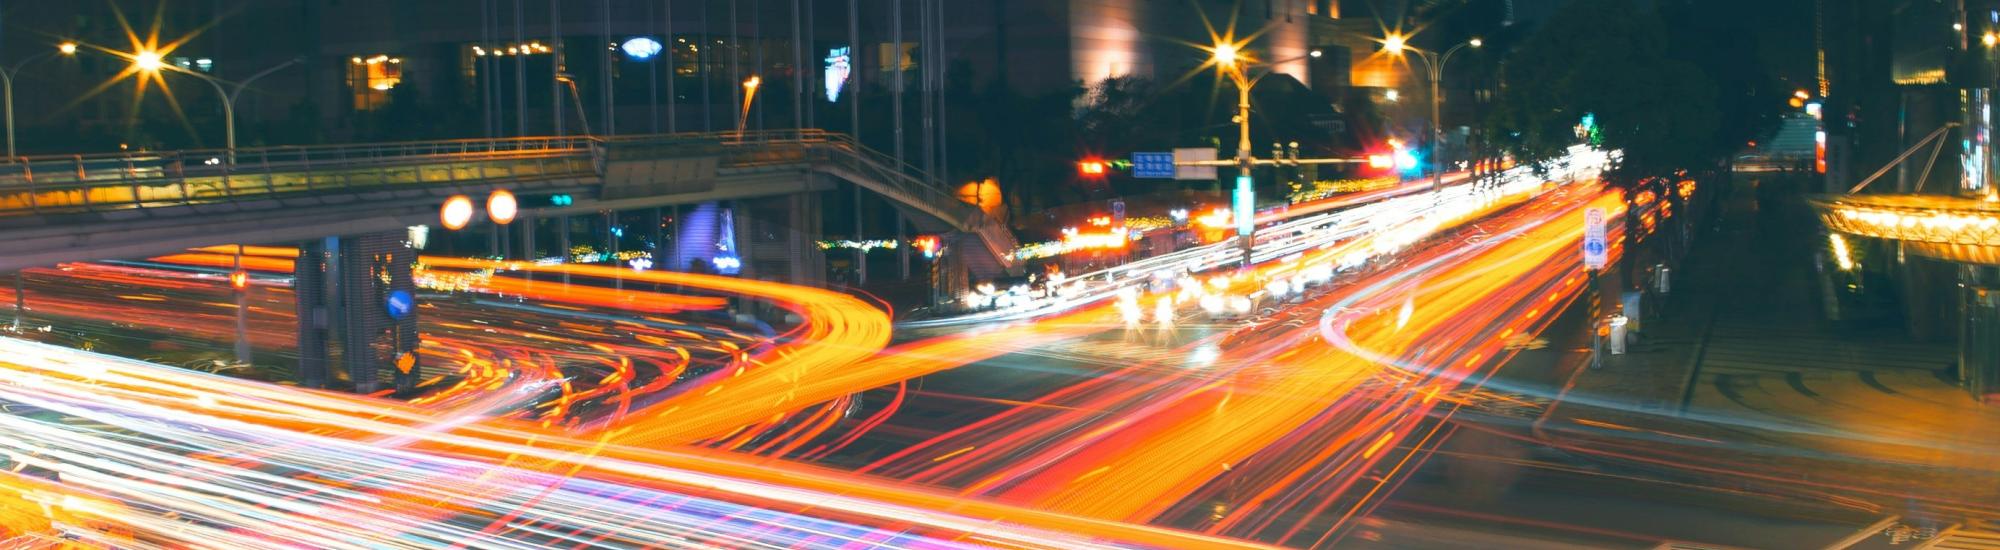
132, 50, 163, 72
1, 42, 79, 159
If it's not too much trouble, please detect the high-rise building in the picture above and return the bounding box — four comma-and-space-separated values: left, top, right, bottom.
0, 0, 1313, 155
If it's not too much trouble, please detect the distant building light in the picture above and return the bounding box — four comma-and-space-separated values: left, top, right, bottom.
824, 46, 852, 102
620, 37, 664, 60
1384, 89, 1400, 103
408, 225, 430, 250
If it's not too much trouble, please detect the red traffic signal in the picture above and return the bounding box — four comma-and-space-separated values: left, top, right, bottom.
1367, 154, 1394, 169
1078, 159, 1108, 177
229, 270, 249, 291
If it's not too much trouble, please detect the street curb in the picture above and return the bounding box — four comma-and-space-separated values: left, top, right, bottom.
1674, 301, 1717, 417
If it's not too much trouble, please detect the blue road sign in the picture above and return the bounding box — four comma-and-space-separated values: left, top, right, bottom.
1132, 152, 1176, 179
1583, 207, 1608, 269
386, 290, 414, 320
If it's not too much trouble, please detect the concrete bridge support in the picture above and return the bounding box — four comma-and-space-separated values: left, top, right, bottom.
732, 195, 825, 285
295, 231, 420, 394
1962, 274, 2000, 403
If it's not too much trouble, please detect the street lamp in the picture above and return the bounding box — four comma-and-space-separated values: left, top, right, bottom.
555, 72, 595, 135
133, 50, 163, 71
1213, 43, 1239, 66
738, 75, 762, 139
0, 42, 78, 160
1209, 41, 1319, 268
1381, 32, 1481, 196
131, 50, 304, 164
126, 48, 300, 365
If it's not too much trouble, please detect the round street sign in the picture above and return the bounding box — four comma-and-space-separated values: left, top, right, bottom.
386, 290, 414, 320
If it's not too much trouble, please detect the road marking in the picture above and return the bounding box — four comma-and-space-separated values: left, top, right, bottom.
1821, 515, 1901, 550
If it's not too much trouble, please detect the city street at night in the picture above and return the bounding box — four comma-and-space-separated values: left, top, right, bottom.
0, 1, 1994, 549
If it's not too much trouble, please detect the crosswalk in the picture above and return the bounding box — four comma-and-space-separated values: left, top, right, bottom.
1920, 521, 2000, 550
1696, 317, 1954, 400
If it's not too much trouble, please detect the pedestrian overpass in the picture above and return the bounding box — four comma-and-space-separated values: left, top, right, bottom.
0, 130, 1020, 277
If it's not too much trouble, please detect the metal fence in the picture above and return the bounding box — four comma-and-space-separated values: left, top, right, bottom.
0, 129, 1016, 268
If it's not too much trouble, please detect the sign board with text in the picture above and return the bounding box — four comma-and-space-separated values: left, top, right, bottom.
1132, 152, 1175, 179
1173, 148, 1218, 180
1583, 207, 1608, 270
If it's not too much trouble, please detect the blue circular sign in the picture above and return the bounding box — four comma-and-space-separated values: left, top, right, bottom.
385, 290, 414, 320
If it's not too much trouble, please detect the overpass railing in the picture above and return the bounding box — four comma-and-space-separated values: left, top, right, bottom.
0, 129, 1015, 269
0, 136, 598, 216
595, 130, 1019, 268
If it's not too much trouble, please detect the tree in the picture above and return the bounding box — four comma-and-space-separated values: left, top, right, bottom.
1486, 0, 1722, 172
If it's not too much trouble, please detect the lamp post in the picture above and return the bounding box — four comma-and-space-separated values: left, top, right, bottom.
738, 75, 761, 139
134, 52, 305, 164
1209, 43, 1320, 268
1383, 33, 1480, 195
1, 43, 73, 330
129, 50, 301, 364
556, 72, 594, 135
0, 42, 78, 161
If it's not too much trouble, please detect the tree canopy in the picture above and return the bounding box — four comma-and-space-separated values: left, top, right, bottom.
1486, 0, 1722, 172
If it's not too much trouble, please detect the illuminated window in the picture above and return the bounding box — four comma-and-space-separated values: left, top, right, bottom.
346, 54, 403, 111
170, 56, 214, 73
877, 42, 917, 73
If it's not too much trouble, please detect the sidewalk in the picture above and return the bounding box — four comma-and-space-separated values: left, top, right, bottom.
1528, 175, 1752, 427
1526, 172, 2000, 524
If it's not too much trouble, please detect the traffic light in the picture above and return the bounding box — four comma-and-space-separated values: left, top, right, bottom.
1078, 159, 1107, 177
1367, 154, 1394, 169
229, 270, 249, 291
551, 194, 574, 206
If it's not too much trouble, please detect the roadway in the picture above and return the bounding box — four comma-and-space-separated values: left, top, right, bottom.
0, 256, 767, 424
0, 146, 1845, 549
617, 152, 1628, 544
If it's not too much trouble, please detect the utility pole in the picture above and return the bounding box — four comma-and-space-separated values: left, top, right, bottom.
1193, 45, 1355, 268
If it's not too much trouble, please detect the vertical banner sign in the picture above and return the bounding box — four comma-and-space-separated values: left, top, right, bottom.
1583, 207, 1608, 270
824, 47, 852, 102
1234, 176, 1255, 237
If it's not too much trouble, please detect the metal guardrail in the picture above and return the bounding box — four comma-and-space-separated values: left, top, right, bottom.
0, 136, 598, 216
0, 129, 1017, 269
603, 130, 1019, 266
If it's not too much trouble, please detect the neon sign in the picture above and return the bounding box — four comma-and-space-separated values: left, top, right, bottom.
621, 37, 663, 60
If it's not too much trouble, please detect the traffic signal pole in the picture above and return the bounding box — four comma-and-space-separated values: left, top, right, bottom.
233, 244, 251, 365
1233, 71, 1255, 269
1180, 52, 1367, 270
